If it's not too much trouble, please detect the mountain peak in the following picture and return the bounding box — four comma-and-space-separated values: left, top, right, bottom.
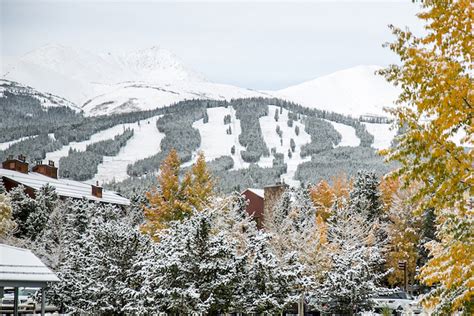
3, 44, 206, 105
276, 65, 400, 118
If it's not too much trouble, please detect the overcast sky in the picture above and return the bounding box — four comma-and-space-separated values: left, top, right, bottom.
0, 0, 423, 90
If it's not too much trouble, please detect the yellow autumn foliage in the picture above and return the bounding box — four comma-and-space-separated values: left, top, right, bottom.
141, 150, 214, 240
379, 0, 473, 312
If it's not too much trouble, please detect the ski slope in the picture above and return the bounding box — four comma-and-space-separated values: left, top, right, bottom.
45, 122, 139, 166
0, 136, 37, 151
91, 116, 164, 184
188, 107, 248, 170
325, 120, 360, 147
259, 106, 311, 186
363, 122, 397, 150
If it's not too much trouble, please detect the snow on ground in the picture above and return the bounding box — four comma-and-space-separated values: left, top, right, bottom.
82, 80, 270, 116
325, 120, 360, 147
274, 65, 400, 118
363, 122, 397, 150
45, 122, 139, 166
0, 136, 37, 151
186, 107, 248, 170
259, 105, 311, 186
91, 115, 164, 184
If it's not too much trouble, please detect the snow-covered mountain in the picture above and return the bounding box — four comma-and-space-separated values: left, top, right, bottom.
0, 79, 81, 111
275, 65, 400, 118
2, 44, 206, 107
82, 81, 269, 116
2, 45, 401, 119
3, 44, 271, 115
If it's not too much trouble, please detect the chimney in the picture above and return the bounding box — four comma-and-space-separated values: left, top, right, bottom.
2, 155, 29, 174
91, 181, 102, 198
32, 160, 58, 179
263, 181, 289, 222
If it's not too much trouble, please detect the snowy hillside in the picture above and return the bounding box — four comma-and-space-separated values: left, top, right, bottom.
275, 65, 400, 118
3, 44, 204, 105
3, 44, 270, 115
82, 81, 269, 116
0, 79, 80, 111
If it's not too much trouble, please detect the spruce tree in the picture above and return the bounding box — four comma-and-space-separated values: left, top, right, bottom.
315, 205, 388, 314
0, 178, 5, 194
25, 184, 58, 240
349, 170, 383, 221
150, 211, 244, 314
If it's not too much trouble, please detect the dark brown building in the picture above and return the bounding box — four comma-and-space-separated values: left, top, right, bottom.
241, 182, 288, 229
241, 188, 265, 229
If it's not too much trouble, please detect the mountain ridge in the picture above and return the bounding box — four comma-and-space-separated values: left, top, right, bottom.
2, 44, 399, 118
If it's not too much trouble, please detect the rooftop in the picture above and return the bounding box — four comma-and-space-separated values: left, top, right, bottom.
0, 167, 129, 206
0, 244, 59, 287
244, 188, 264, 198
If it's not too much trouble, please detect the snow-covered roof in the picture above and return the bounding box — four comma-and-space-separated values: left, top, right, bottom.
0, 244, 59, 285
0, 168, 129, 206
243, 188, 265, 198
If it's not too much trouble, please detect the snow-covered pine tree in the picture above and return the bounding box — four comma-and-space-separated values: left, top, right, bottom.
50, 218, 153, 314
314, 205, 388, 315
24, 184, 58, 240
242, 232, 304, 314
8, 185, 37, 238
148, 211, 244, 314
264, 188, 323, 304
212, 193, 259, 255
33, 198, 123, 271
349, 170, 383, 221
0, 178, 5, 194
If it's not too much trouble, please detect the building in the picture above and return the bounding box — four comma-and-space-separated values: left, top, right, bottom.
0, 155, 129, 206
0, 243, 59, 316
241, 182, 288, 229
241, 188, 264, 228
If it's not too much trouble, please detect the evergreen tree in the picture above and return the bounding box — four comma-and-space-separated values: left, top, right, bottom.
349, 170, 383, 221
290, 138, 296, 152
295, 125, 300, 136
147, 211, 244, 314
0, 178, 5, 194
242, 233, 304, 314
314, 205, 388, 314
50, 219, 152, 314
417, 207, 436, 267
9, 185, 37, 238
25, 184, 58, 240
265, 188, 324, 300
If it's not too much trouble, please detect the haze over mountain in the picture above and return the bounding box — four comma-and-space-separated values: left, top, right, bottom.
2, 44, 399, 118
